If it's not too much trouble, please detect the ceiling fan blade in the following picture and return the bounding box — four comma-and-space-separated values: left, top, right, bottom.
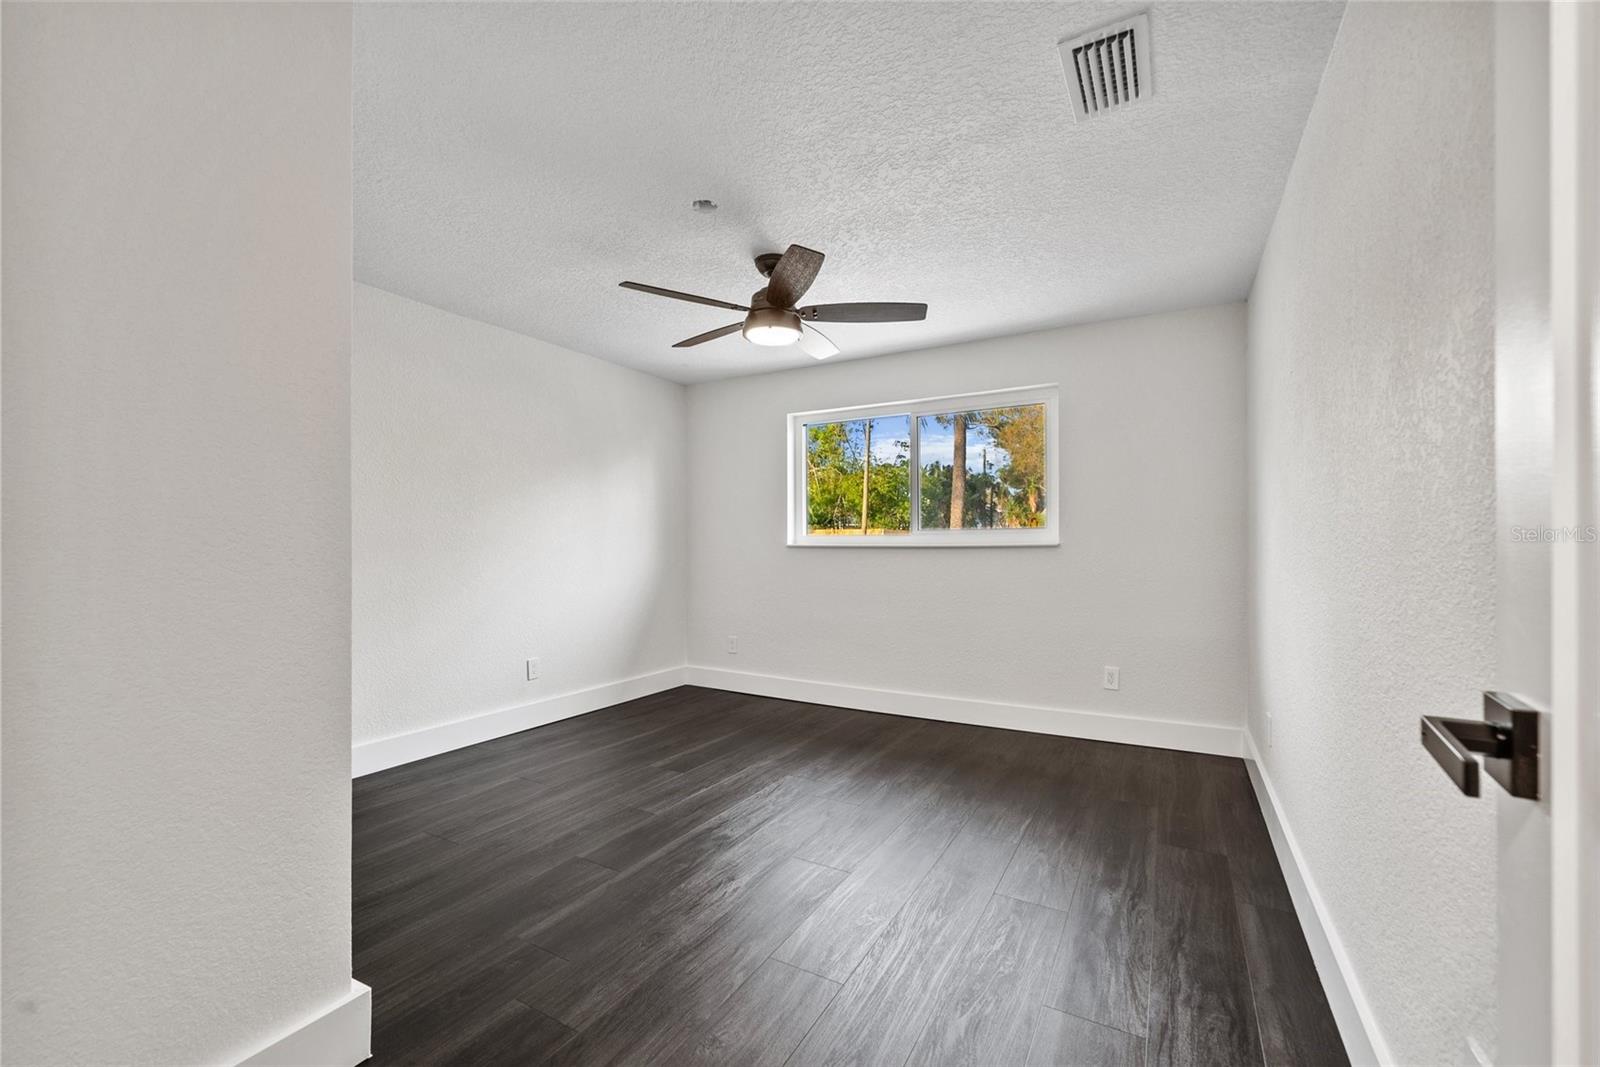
619, 281, 748, 313
799, 302, 928, 323
765, 244, 825, 308
671, 322, 744, 348
796, 323, 838, 360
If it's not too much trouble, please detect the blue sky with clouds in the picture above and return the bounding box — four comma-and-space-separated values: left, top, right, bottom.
917, 416, 1008, 474
810, 413, 1013, 473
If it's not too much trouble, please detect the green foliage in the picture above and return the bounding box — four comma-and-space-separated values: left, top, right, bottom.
805, 419, 910, 533
985, 404, 1046, 526
920, 405, 1046, 528
920, 463, 1005, 528
868, 460, 911, 530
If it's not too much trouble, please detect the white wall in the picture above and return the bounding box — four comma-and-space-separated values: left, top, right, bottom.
1, 4, 356, 1065
1246, 3, 1497, 1064
352, 284, 687, 749
687, 304, 1248, 739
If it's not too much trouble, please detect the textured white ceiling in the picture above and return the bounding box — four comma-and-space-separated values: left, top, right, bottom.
355, 2, 1344, 384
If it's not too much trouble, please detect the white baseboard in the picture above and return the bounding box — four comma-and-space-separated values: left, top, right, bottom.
351, 667, 687, 777
1243, 732, 1390, 1066
353, 663, 1243, 774
685, 665, 1244, 757
235, 979, 371, 1067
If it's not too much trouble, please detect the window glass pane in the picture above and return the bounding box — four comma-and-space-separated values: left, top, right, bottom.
918, 404, 1047, 529
805, 415, 912, 535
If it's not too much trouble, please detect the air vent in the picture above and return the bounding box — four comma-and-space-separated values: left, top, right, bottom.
1058, 13, 1152, 122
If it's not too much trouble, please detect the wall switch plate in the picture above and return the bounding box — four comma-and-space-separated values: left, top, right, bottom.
1103, 666, 1120, 691
1265, 713, 1273, 749
526, 658, 541, 681
725, 635, 738, 654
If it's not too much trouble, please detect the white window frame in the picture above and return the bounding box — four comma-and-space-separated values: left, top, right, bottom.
787, 384, 1060, 548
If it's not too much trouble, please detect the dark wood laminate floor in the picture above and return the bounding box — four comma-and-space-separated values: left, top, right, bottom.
354, 686, 1347, 1067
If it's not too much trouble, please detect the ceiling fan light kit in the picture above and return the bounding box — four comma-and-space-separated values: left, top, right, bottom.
619, 243, 928, 362
742, 306, 802, 346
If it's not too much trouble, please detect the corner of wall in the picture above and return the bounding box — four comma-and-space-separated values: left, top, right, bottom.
234, 980, 372, 1067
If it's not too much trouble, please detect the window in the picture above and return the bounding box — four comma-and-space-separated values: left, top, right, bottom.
788, 386, 1059, 547
802, 414, 912, 536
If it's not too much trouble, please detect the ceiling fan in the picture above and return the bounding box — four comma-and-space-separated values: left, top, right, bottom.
619, 244, 927, 360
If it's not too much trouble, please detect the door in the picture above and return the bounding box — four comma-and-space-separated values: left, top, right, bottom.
1489, 4, 1598, 1064
1544, 6, 1600, 1062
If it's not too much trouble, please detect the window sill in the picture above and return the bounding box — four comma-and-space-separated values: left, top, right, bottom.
787, 532, 1060, 548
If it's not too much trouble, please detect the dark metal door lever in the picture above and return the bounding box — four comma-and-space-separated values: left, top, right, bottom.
1420, 692, 1541, 800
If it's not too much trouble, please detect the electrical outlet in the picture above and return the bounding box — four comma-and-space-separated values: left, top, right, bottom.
526, 657, 541, 681
725, 635, 738, 655
1103, 665, 1120, 691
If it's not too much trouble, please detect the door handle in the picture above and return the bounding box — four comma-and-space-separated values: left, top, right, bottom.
1420, 691, 1542, 800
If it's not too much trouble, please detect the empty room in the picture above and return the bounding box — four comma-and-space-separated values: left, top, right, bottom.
4, 2, 1597, 1066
